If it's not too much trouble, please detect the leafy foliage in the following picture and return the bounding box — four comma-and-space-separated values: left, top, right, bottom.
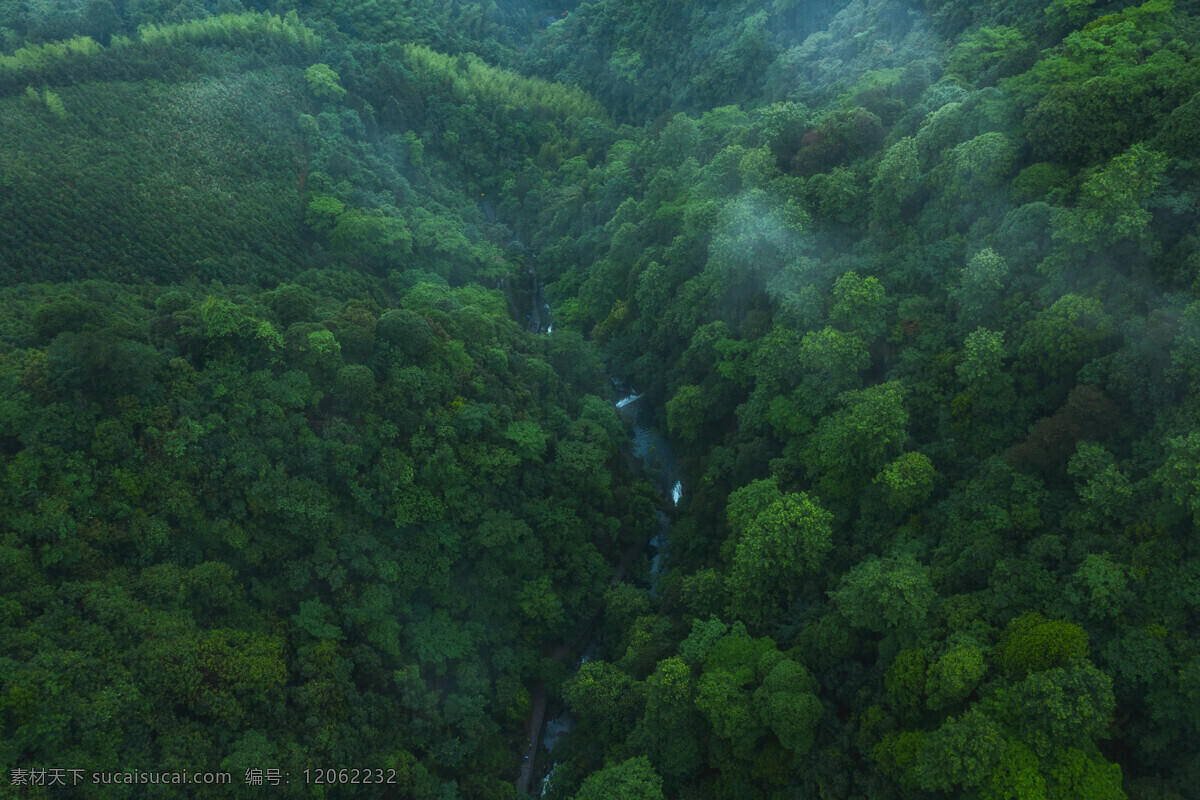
3, 0, 1199, 796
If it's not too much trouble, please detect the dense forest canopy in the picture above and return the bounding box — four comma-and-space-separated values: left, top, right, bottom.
1, 0, 1199, 798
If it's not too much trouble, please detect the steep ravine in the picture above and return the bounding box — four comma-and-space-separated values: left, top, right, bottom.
518, 383, 683, 795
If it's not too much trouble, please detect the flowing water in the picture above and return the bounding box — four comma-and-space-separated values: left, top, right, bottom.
539, 762, 558, 798
613, 379, 682, 581
526, 383, 682, 794
542, 712, 574, 751
615, 393, 642, 409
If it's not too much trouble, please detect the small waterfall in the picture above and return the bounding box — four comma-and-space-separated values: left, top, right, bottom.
672, 480, 683, 506
615, 393, 642, 409
539, 763, 558, 799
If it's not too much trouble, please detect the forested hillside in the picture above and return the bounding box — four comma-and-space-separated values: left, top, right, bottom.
2, 0, 1199, 798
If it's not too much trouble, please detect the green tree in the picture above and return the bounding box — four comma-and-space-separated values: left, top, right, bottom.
376, 309, 434, 361
805, 381, 908, 499
333, 364, 375, 411
1064, 553, 1129, 620
957, 328, 1010, 394
886, 648, 929, 719
870, 136, 921, 233
830, 270, 888, 339
640, 656, 704, 779
926, 642, 988, 711
503, 420, 549, 462
987, 663, 1116, 760
693, 630, 776, 761
1046, 748, 1124, 800
305, 63, 346, 101
982, 741, 1047, 800
752, 658, 822, 754
912, 707, 1006, 792
794, 325, 869, 414
809, 166, 865, 224
518, 575, 566, 633
31, 295, 103, 342
564, 661, 645, 743
574, 756, 665, 800
955, 327, 1015, 424
954, 249, 1009, 325
726, 492, 833, 626
1053, 144, 1168, 249
995, 612, 1089, 675
42, 88, 68, 119
1044, 0, 1098, 31
1155, 92, 1200, 159
726, 477, 783, 536
46, 328, 161, 399
1067, 443, 1133, 532
935, 132, 1016, 207
666, 383, 707, 442
329, 209, 412, 264
1018, 295, 1113, 377
946, 26, 1033, 84
1157, 431, 1200, 525
830, 554, 936, 642
304, 194, 345, 233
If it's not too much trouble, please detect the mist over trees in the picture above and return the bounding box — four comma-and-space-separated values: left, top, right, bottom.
1, 0, 1199, 798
